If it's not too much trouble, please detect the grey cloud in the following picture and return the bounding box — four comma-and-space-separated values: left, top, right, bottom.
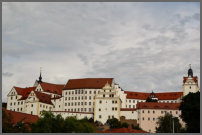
3, 72, 13, 77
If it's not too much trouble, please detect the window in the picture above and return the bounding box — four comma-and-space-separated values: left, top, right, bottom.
75, 90, 77, 94
133, 105, 135, 108
99, 100, 102, 104
78, 90, 80, 94
17, 108, 19, 111
75, 97, 77, 100
31, 104, 33, 107
112, 116, 114, 118
43, 105, 45, 108
85, 96, 87, 100
81, 102, 83, 105
68, 103, 70, 106
103, 94, 105, 97
90, 91, 92, 94
170, 111, 172, 114
161, 111, 163, 114
85, 102, 87, 105
94, 91, 96, 94
84, 108, 86, 111
72, 97, 74, 100
85, 91, 87, 94
129, 105, 131, 108
89, 96, 91, 100
69, 97, 70, 100
190, 86, 191, 89
115, 101, 117, 103
108, 116, 110, 119
176, 111, 178, 114
129, 100, 131, 103
89, 108, 91, 112
31, 111, 33, 115
11, 97, 13, 100
78, 97, 80, 100
89, 102, 91, 105
16, 96, 17, 99
148, 117, 150, 120
142, 117, 144, 120
21, 108, 23, 111
75, 102, 77, 106
115, 107, 117, 111
65, 103, 67, 106
112, 100, 114, 104
133, 100, 135, 103
81, 108, 83, 111
148, 110, 150, 113
142, 110, 144, 113
69, 92, 71, 95
10, 103, 12, 106
153, 118, 155, 121
99, 115, 102, 118
112, 107, 114, 111
99, 108, 101, 111
78, 102, 80, 105
72, 91, 74, 94
78, 108, 80, 112
71, 103, 73, 106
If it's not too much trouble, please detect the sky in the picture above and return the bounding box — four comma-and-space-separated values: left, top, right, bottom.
2, 2, 200, 102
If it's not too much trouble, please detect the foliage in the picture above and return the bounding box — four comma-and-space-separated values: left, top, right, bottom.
121, 122, 129, 128
179, 92, 200, 133
2, 109, 29, 133
2, 102, 7, 108
155, 113, 183, 133
131, 124, 142, 130
146, 97, 158, 102
106, 118, 121, 129
31, 111, 95, 133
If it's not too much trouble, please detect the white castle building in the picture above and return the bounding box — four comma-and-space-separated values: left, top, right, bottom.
6, 66, 199, 132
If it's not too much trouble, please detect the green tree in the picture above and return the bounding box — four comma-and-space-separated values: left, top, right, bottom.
179, 92, 200, 133
121, 122, 129, 128
106, 118, 121, 129
156, 113, 183, 133
131, 124, 142, 130
31, 111, 95, 133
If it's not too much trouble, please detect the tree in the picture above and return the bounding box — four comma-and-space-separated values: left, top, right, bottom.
131, 124, 142, 130
121, 122, 129, 128
179, 92, 200, 133
31, 111, 95, 133
106, 118, 121, 129
156, 113, 183, 133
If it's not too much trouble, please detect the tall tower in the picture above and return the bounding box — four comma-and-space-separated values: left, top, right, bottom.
183, 64, 199, 96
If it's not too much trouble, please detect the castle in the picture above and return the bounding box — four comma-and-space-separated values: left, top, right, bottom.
6, 65, 199, 132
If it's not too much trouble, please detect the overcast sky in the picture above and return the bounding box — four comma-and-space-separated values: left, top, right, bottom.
2, 2, 200, 102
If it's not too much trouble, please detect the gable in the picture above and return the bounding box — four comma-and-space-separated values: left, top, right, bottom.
7, 87, 18, 96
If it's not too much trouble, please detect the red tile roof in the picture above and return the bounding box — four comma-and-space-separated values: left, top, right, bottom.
99, 127, 148, 133
34, 91, 53, 105
14, 86, 36, 100
125, 91, 183, 100
125, 91, 150, 100
4, 109, 39, 124
136, 102, 181, 110
63, 78, 113, 90
183, 76, 198, 83
120, 108, 136, 111
155, 92, 183, 100
40, 82, 64, 95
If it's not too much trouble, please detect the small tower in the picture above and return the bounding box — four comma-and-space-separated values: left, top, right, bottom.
183, 64, 199, 96
38, 67, 42, 83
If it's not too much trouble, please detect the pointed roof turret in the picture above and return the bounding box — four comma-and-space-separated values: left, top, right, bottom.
38, 67, 42, 83
188, 64, 193, 77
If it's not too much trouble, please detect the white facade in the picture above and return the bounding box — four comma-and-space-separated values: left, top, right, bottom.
183, 76, 199, 96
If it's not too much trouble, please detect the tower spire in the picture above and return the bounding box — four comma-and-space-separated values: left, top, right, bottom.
188, 64, 193, 77
38, 67, 42, 83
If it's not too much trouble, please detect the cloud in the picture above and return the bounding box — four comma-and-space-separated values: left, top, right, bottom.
2, 2, 200, 102
2, 72, 13, 77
